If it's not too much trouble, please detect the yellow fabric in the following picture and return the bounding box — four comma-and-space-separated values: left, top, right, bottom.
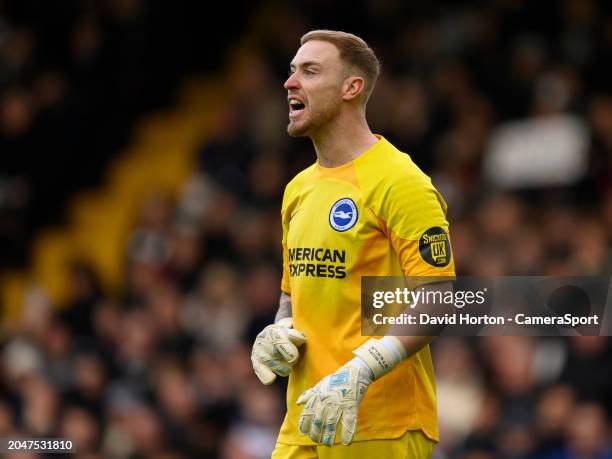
279, 136, 455, 445
272, 429, 435, 459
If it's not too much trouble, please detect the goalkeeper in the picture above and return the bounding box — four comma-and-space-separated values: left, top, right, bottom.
251, 30, 455, 458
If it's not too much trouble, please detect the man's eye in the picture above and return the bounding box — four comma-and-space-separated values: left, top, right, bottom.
287, 68, 317, 77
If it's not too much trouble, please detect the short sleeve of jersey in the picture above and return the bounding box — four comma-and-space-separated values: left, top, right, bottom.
378, 169, 455, 280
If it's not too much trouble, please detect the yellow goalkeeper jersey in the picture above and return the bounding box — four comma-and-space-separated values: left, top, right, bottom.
278, 136, 455, 445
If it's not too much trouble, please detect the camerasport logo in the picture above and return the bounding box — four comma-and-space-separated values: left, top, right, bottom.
329, 198, 358, 232
419, 227, 451, 267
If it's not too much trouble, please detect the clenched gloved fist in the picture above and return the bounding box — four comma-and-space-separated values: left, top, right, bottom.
251, 317, 307, 385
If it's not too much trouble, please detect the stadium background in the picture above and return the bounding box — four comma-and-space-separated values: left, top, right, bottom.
1, 0, 611, 458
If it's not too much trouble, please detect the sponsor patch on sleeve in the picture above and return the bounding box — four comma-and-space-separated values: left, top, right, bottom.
418, 227, 451, 267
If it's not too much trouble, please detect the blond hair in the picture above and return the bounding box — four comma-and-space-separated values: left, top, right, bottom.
300, 30, 380, 104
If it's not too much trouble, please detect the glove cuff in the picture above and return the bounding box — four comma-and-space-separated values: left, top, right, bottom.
352, 337, 406, 380
275, 317, 293, 327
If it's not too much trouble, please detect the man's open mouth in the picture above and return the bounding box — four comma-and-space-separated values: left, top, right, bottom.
289, 98, 306, 115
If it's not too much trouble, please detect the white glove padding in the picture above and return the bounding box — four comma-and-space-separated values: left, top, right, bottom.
251, 317, 307, 385
297, 361, 373, 446
296, 337, 406, 446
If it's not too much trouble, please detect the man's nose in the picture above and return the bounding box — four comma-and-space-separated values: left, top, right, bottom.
284, 73, 299, 90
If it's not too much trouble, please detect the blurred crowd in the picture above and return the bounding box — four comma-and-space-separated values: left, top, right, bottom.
2, 0, 612, 459
0, 0, 252, 267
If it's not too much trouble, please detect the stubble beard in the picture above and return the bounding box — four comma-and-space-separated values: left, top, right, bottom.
287, 100, 340, 138
287, 108, 315, 137
287, 119, 307, 137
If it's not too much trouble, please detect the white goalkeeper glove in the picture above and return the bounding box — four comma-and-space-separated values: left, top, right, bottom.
251, 317, 307, 385
297, 336, 406, 446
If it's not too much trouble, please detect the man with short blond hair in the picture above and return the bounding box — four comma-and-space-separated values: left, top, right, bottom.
251, 30, 455, 458
298, 30, 380, 104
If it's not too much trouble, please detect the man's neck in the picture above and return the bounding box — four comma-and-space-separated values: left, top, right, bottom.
311, 113, 379, 168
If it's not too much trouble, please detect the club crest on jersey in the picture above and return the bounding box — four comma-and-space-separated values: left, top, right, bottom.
329, 198, 358, 232
419, 227, 451, 267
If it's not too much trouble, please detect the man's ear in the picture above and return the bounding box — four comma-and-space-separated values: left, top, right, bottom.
342, 76, 365, 101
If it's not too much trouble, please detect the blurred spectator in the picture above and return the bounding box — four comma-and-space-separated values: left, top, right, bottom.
546, 403, 612, 459
484, 114, 589, 189
181, 262, 246, 353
